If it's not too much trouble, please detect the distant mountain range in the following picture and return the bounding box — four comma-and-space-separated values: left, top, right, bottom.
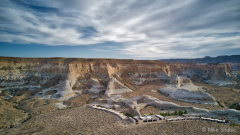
159, 55, 240, 63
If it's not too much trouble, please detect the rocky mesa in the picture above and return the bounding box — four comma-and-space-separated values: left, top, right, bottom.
0, 57, 236, 101
1, 57, 240, 131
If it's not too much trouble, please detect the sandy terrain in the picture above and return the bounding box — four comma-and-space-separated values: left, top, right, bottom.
140, 106, 160, 115
1, 107, 239, 135
0, 57, 239, 134
0, 98, 28, 131
63, 94, 91, 107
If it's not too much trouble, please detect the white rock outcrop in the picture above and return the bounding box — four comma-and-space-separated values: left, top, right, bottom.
159, 76, 217, 104
105, 78, 132, 97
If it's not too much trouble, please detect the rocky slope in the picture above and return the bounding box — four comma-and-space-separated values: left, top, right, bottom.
159, 76, 217, 104
0, 57, 237, 101
1, 57, 240, 131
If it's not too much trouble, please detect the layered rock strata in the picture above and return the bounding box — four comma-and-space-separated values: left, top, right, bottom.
0, 57, 236, 101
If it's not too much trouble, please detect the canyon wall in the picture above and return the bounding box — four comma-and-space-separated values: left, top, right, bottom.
0, 57, 236, 100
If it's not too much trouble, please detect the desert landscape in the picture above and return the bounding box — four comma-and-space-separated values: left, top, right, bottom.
1, 0, 240, 134
0, 56, 240, 134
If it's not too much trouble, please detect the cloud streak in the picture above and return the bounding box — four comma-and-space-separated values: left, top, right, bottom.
0, 0, 240, 58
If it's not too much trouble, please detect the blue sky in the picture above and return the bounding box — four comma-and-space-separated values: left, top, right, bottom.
0, 0, 240, 59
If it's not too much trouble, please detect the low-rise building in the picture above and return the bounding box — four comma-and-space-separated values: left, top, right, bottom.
88, 104, 230, 126
156, 115, 165, 120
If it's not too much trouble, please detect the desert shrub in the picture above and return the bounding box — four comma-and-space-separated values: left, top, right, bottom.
159, 113, 167, 116
179, 110, 183, 116
174, 110, 178, 115
230, 122, 240, 127
126, 113, 134, 117
229, 103, 240, 110
184, 110, 188, 114
216, 101, 224, 107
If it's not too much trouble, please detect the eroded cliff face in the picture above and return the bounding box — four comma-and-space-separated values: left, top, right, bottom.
0, 57, 236, 101
159, 75, 217, 104
167, 63, 236, 85
0, 62, 68, 94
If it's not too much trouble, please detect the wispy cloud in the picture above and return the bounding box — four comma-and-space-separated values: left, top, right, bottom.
0, 0, 239, 58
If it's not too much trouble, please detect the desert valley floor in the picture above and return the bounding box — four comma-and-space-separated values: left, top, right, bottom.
0, 57, 240, 135
1, 106, 240, 135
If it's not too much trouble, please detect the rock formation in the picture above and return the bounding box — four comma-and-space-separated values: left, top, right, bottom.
159, 75, 217, 104
1, 57, 240, 129
105, 78, 132, 97
0, 57, 236, 101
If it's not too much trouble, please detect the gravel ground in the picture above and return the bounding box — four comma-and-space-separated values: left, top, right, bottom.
2, 107, 240, 135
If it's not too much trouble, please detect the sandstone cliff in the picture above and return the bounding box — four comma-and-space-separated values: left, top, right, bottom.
0, 57, 236, 101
